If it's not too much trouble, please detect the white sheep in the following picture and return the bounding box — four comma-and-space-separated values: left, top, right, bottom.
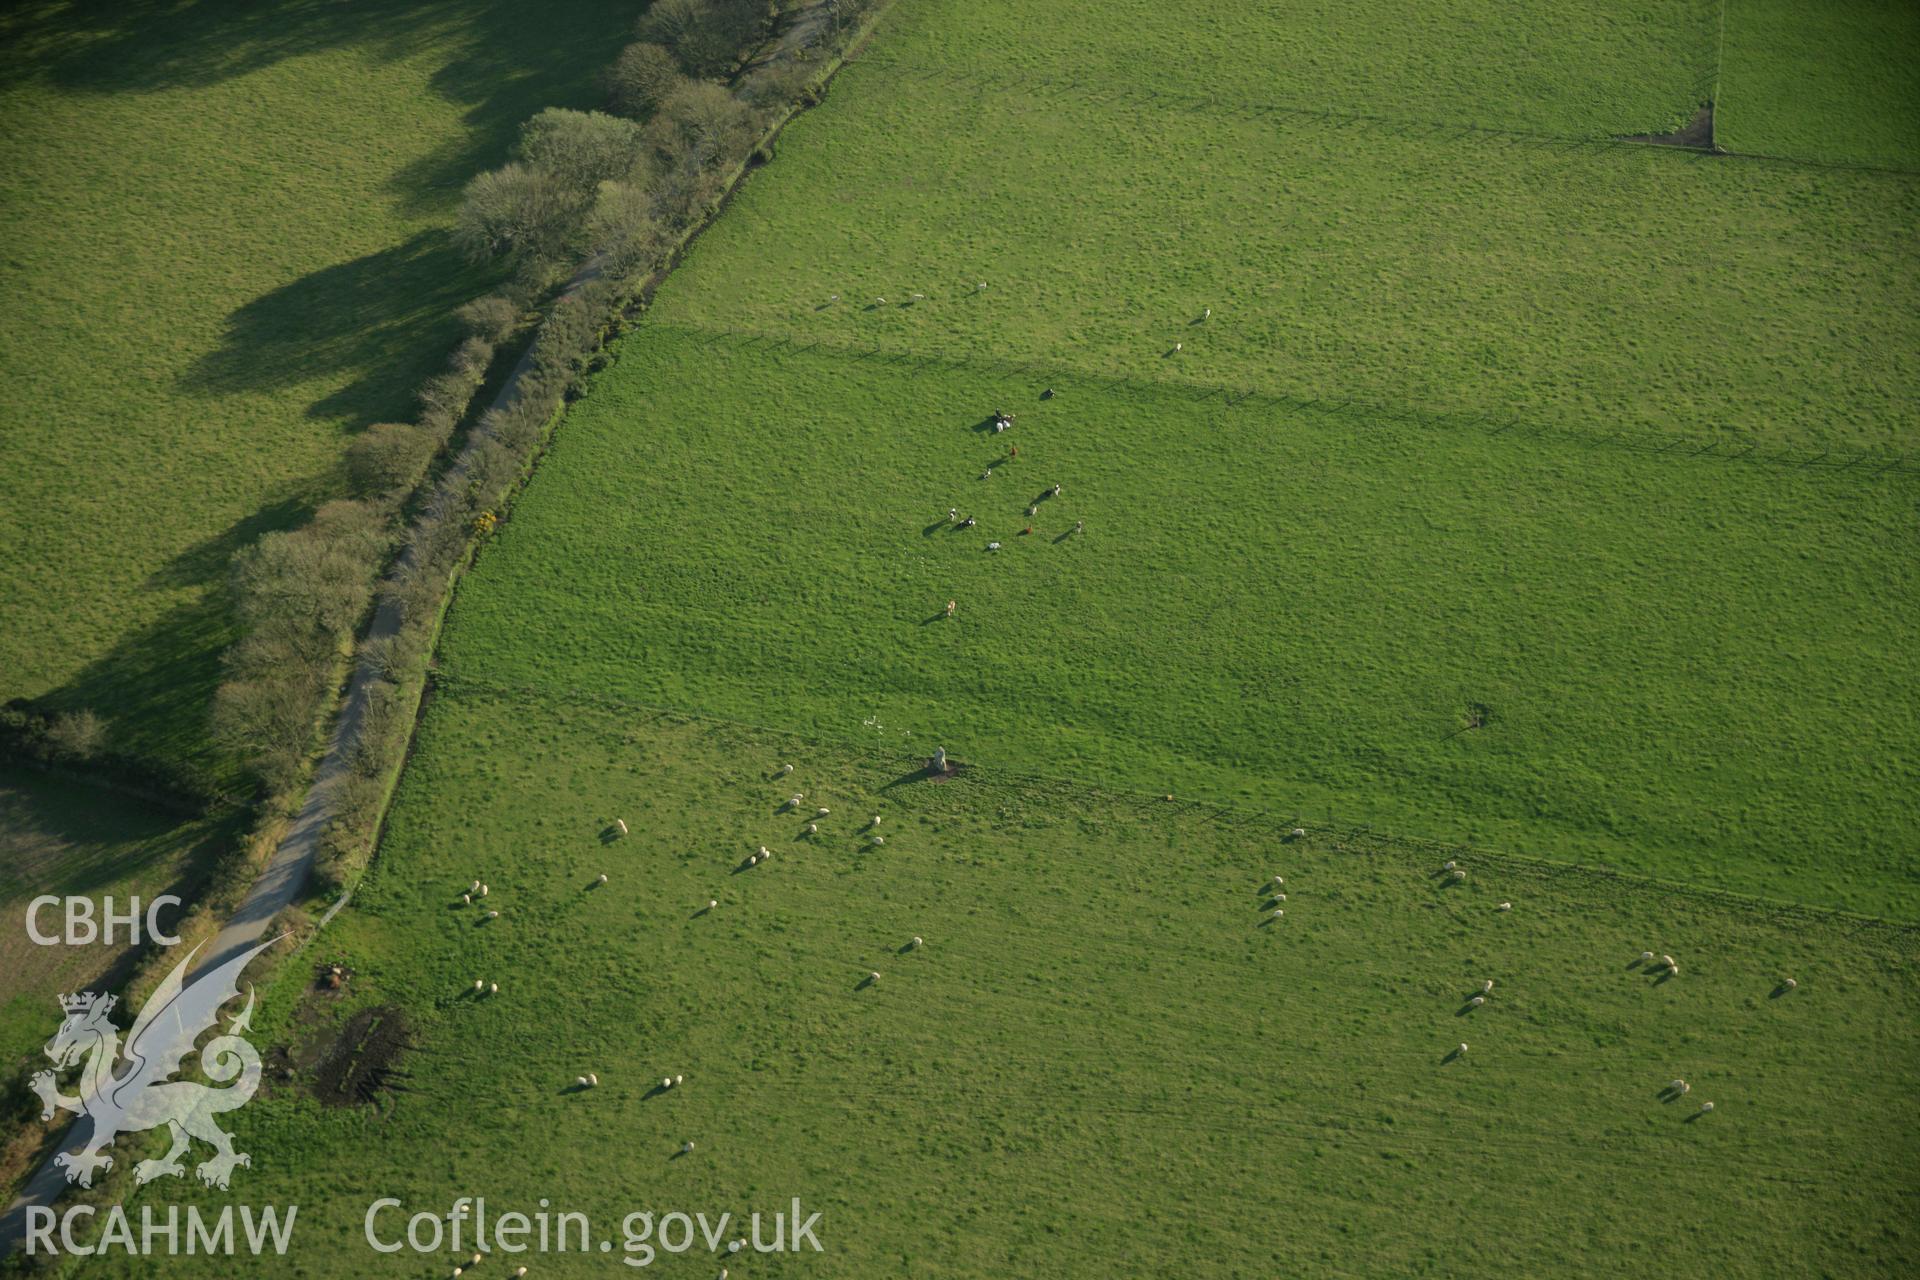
683, 1141, 696, 1153
662, 1077, 672, 1089
1172, 342, 1183, 352
597, 873, 609, 885
875, 297, 887, 305
707, 899, 718, 910
472, 979, 484, 993
1669, 1079, 1689, 1094
817, 806, 830, 817
1479, 979, 1494, 994
1640, 951, 1655, 963
870, 815, 882, 828
870, 971, 881, 982
1782, 977, 1797, 991
911, 936, 923, 948
516, 1269, 528, 1279
479, 884, 489, 897
778, 763, 794, 775
1661, 955, 1676, 969
872, 835, 885, 846
488, 982, 498, 995
1290, 827, 1306, 838
748, 855, 758, 866
587, 1073, 598, 1086
461, 893, 471, 905
1450, 869, 1466, 881
789, 793, 805, 808
1496, 901, 1511, 911
615, 819, 628, 837
470, 880, 481, 894
1457, 1043, 1468, 1055
1443, 861, 1457, 872
911, 292, 925, 300
675, 1075, 684, 1085
1272, 908, 1285, 918
807, 822, 818, 835
472, 1253, 483, 1267
576, 1076, 588, 1087
1275, 893, 1286, 901
1469, 996, 1485, 1007
487, 910, 499, 920
759, 845, 771, 857
1272, 875, 1285, 886
1698, 1101, 1714, 1113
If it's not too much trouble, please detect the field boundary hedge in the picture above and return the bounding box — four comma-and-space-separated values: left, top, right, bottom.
645, 320, 1920, 481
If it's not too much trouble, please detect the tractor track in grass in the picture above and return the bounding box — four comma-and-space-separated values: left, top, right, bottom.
640, 320, 1920, 483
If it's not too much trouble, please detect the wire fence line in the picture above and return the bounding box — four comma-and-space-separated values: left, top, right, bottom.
648, 320, 1918, 482
431, 673, 1920, 945
847, 53, 1920, 180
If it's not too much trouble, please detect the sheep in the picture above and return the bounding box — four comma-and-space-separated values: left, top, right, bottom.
1272, 908, 1285, 918
516, 1270, 529, 1279
489, 982, 499, 995
1172, 342, 1183, 352
1480, 979, 1494, 994
761, 848, 773, 860
1669, 1079, 1689, 1094
807, 822, 818, 835
1469, 996, 1485, 1007
778, 763, 794, 775
870, 971, 882, 982
473, 1253, 483, 1266
598, 873, 609, 885
977, 282, 988, 291
1661, 955, 1676, 969
1202, 307, 1212, 320
587, 1073, 598, 1086
1667, 964, 1680, 976
1272, 875, 1285, 886
472, 980, 484, 993
487, 910, 499, 920
662, 1077, 673, 1089
748, 854, 759, 866
1274, 893, 1286, 901
1782, 977, 1797, 991
1496, 901, 1512, 911
1639, 951, 1656, 964
1457, 1043, 1468, 1055
875, 297, 887, 305
911, 936, 923, 948
911, 292, 926, 301
675, 1074, 684, 1086
870, 815, 882, 828
470, 880, 481, 894
1698, 1101, 1714, 1114
1443, 861, 1457, 872
1450, 869, 1466, 881
817, 806, 831, 817
788, 793, 805, 808
1290, 827, 1306, 839
615, 819, 628, 837
576, 1076, 589, 1087
708, 898, 718, 910
461, 893, 471, 905
479, 884, 489, 897
828, 295, 839, 304
981, 470, 992, 481
872, 835, 886, 846
683, 1141, 696, 1154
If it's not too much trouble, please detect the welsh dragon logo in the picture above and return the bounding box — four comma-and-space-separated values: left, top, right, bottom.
31, 936, 278, 1190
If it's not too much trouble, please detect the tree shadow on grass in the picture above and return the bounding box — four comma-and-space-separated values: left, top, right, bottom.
179, 230, 484, 426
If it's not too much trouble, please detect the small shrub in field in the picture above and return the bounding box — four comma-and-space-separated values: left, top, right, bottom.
605, 42, 684, 118
346, 424, 439, 498
46, 709, 104, 760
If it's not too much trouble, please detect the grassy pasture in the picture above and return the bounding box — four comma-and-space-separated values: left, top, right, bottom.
439, 328, 1920, 917
68, 699, 1919, 1277
655, 62, 1920, 452
870, 0, 1716, 137
0, 772, 236, 1073
0, 0, 632, 771
1716, 0, 1920, 169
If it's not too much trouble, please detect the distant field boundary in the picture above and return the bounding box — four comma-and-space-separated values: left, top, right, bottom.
850, 54, 1920, 180
432, 673, 1920, 943
644, 320, 1920, 481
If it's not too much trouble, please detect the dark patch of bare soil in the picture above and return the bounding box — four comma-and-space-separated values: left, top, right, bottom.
311, 1005, 412, 1107
1621, 101, 1718, 151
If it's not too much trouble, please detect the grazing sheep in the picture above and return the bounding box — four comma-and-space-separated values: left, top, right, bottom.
576, 1076, 588, 1087
1661, 955, 1676, 969
807, 822, 819, 835
1480, 980, 1494, 994
472, 980, 484, 993
1173, 342, 1183, 352
487, 982, 498, 996
1698, 1101, 1714, 1113
1496, 901, 1511, 911
516, 1270, 528, 1279
876, 297, 886, 305
1457, 1043, 1468, 1055
870, 971, 882, 982
1469, 996, 1485, 1007
683, 1141, 695, 1153
1443, 861, 1457, 872
789, 793, 805, 808
977, 282, 988, 291
778, 763, 793, 775
473, 1253, 483, 1266
1272, 908, 1285, 918
1202, 307, 1212, 320
675, 1074, 683, 1086
1450, 869, 1466, 881
1275, 893, 1286, 901
1667, 964, 1680, 976
828, 295, 838, 304
911, 936, 923, 948
707, 899, 718, 910
1669, 1079, 1689, 1094
487, 910, 499, 920
615, 819, 628, 837
479, 884, 489, 897
748, 855, 759, 866
817, 806, 831, 817
470, 880, 481, 894
1782, 977, 1797, 991
587, 1073, 598, 1087
871, 815, 882, 828
911, 292, 925, 300
1640, 951, 1656, 963
461, 893, 471, 905
1290, 827, 1307, 839
760, 843, 774, 857
1272, 875, 1285, 886
662, 1077, 672, 1089
598, 873, 609, 885
872, 835, 885, 846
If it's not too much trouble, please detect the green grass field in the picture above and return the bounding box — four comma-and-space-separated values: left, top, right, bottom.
63, 698, 1919, 1276
655, 62, 1920, 452
0, 772, 237, 1073
0, 0, 631, 772
1716, 0, 1920, 169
